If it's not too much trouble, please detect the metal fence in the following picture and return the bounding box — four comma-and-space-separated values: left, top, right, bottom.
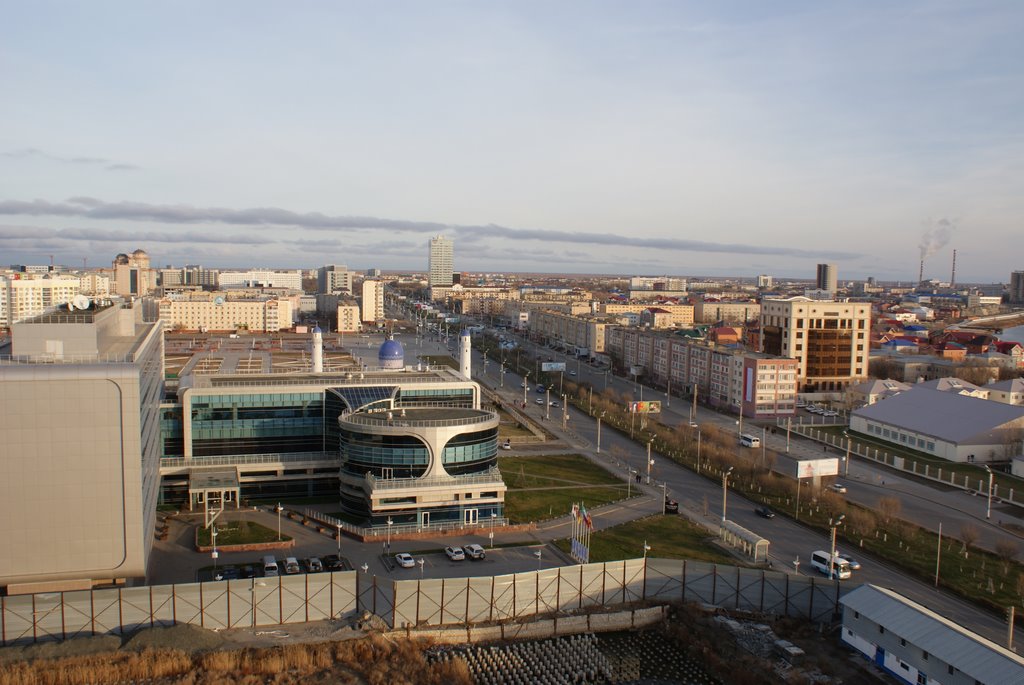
0, 559, 842, 646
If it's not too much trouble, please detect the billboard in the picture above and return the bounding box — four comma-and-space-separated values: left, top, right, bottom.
629, 401, 662, 414
541, 362, 566, 372
795, 458, 839, 479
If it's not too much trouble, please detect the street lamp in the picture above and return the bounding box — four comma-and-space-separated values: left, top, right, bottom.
500, 363, 505, 388
534, 549, 543, 570
643, 540, 651, 558
843, 431, 851, 477
983, 465, 994, 520
336, 522, 342, 552
361, 563, 369, 575
523, 372, 530, 406
721, 466, 734, 523
276, 503, 283, 541
545, 386, 552, 420
490, 512, 497, 548
596, 411, 606, 454
646, 439, 654, 484
418, 557, 425, 578
696, 427, 702, 472
829, 514, 846, 579
386, 517, 393, 552
211, 525, 219, 571
561, 394, 568, 430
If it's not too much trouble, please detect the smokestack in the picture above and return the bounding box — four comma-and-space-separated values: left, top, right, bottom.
459, 330, 472, 380
919, 259, 924, 284
311, 325, 323, 373
951, 249, 957, 288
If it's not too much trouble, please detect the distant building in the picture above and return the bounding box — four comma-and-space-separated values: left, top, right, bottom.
760, 297, 871, 392
986, 378, 1024, 406
157, 292, 292, 332
693, 300, 760, 324
337, 303, 362, 333
361, 279, 385, 324
847, 378, 911, 407
1011, 271, 1024, 304
219, 269, 302, 290
428, 235, 454, 287
112, 249, 155, 297
815, 263, 837, 294
318, 264, 353, 294
0, 274, 82, 327
0, 300, 163, 594
757, 274, 773, 289
841, 584, 1024, 685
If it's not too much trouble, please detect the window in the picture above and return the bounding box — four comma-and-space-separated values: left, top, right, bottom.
853, 611, 859, 619
900, 638, 906, 647
922, 651, 928, 660
916, 674, 926, 685
879, 625, 885, 634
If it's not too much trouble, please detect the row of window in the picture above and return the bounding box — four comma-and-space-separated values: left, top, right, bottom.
865, 423, 935, 451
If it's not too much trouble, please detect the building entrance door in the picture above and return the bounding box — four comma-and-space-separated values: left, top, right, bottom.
465, 509, 479, 525
421, 511, 430, 528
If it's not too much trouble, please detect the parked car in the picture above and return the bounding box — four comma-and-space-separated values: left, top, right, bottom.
837, 552, 861, 571
445, 546, 466, 561
569, 371, 577, 376
464, 543, 486, 560
828, 482, 848, 494
755, 506, 776, 519
822, 410, 839, 417
664, 498, 679, 514
240, 564, 257, 579
284, 557, 301, 575
322, 554, 346, 571
215, 566, 239, 581
305, 557, 324, 573
501, 439, 512, 450
395, 552, 416, 568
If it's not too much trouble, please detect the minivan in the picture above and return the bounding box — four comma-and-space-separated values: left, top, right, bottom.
739, 433, 761, 448
284, 557, 301, 574
262, 556, 279, 577
810, 550, 851, 580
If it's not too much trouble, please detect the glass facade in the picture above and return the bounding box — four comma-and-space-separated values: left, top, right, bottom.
339, 429, 429, 478
441, 427, 499, 475
189, 392, 324, 456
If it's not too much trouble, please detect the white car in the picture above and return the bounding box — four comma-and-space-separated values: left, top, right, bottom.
464, 543, 486, 560
536, 398, 545, 405
501, 440, 512, 450
569, 371, 577, 376
395, 553, 416, 569
828, 482, 848, 494
444, 546, 465, 561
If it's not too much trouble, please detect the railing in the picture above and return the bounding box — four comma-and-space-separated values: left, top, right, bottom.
340, 409, 496, 429
366, 466, 504, 492
160, 451, 338, 469
0, 352, 138, 365
303, 507, 509, 537
196, 368, 464, 388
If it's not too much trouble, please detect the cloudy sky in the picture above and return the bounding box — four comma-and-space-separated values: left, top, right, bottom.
1, 2, 1021, 282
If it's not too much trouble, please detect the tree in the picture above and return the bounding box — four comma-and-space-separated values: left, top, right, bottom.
996, 540, 1019, 576
877, 496, 902, 525
960, 523, 980, 558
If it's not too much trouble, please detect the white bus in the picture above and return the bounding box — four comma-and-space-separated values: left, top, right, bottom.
810, 550, 852, 579
739, 433, 761, 448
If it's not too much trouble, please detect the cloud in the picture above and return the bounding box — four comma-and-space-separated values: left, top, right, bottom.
1, 148, 139, 171
0, 223, 271, 245
0, 197, 861, 260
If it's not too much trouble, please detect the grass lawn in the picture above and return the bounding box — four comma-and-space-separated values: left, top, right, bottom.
499, 454, 631, 523
419, 354, 457, 369
554, 515, 738, 565
196, 520, 289, 546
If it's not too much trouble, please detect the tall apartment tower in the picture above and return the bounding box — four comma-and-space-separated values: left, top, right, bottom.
429, 235, 454, 287
759, 296, 871, 392
816, 264, 838, 294
1010, 271, 1024, 304
361, 279, 385, 324
318, 264, 353, 294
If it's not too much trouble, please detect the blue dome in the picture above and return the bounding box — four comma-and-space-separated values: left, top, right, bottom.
378, 339, 405, 369
313, 325, 322, 334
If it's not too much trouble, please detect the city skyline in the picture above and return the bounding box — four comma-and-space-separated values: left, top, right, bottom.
1, 2, 1022, 282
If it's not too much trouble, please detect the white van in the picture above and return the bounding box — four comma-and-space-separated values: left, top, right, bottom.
262, 556, 279, 577
810, 550, 851, 580
739, 433, 761, 448
284, 557, 301, 575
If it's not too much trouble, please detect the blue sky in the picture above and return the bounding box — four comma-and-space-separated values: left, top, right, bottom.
1, 1, 1021, 282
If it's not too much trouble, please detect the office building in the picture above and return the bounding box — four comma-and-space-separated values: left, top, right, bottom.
1011, 271, 1024, 304
112, 249, 155, 297
219, 269, 302, 290
318, 264, 353, 294
815, 263, 838, 295
760, 297, 871, 392
0, 300, 163, 594
361, 279, 385, 324
157, 292, 292, 332
429, 235, 454, 287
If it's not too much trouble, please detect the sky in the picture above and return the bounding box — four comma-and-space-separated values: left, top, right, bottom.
1, 1, 1022, 283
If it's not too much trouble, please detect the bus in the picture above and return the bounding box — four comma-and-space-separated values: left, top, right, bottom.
739, 433, 761, 448
810, 550, 852, 579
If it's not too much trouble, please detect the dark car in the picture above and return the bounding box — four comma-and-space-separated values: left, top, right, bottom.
664, 498, 679, 514
322, 554, 346, 571
755, 506, 776, 519
215, 566, 239, 581
240, 564, 256, 579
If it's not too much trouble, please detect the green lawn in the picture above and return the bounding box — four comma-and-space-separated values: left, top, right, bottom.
554, 515, 738, 565
196, 520, 289, 546
499, 454, 631, 523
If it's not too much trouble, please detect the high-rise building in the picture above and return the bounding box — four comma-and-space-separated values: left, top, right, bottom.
361, 279, 385, 323
429, 235, 454, 287
759, 296, 871, 392
757, 274, 773, 289
0, 274, 82, 327
816, 264, 838, 294
112, 249, 155, 297
0, 300, 163, 593
318, 264, 353, 294
1010, 271, 1024, 304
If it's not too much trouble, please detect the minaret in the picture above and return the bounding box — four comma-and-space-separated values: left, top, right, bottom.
460, 330, 472, 380
312, 325, 324, 373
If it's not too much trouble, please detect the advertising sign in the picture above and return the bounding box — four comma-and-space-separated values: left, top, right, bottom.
541, 362, 567, 372
628, 401, 662, 414
795, 458, 839, 479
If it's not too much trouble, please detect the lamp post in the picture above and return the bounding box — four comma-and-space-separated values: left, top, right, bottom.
490, 512, 497, 548
523, 372, 530, 406
646, 439, 654, 484
336, 523, 342, 552
761, 425, 767, 467
211, 525, 219, 571
643, 540, 651, 558
534, 549, 543, 570
721, 466, 734, 523
984, 465, 994, 520
545, 386, 552, 420
561, 394, 568, 430
843, 431, 851, 477
276, 503, 283, 541
418, 558, 425, 578
386, 517, 393, 552
500, 363, 505, 388
829, 514, 846, 579
696, 428, 702, 472
665, 377, 671, 407
596, 411, 606, 453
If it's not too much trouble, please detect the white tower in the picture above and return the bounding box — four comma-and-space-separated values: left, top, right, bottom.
460, 330, 472, 380
312, 325, 324, 373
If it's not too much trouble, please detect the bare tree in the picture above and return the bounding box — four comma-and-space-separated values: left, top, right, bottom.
960, 523, 980, 558
877, 496, 902, 524
996, 540, 1019, 576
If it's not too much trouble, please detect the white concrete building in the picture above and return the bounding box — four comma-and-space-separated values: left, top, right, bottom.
361, 279, 385, 324
157, 293, 292, 332
1, 274, 82, 327
428, 235, 454, 287
218, 269, 302, 290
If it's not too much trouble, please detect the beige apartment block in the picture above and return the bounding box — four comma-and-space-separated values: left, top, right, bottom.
600, 303, 695, 327
112, 249, 155, 297
1, 274, 82, 327
361, 279, 385, 323
0, 301, 163, 593
158, 292, 293, 332
530, 309, 611, 355
693, 300, 760, 324
760, 296, 871, 392
337, 303, 362, 332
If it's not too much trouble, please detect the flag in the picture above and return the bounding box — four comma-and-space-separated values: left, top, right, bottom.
571, 503, 579, 521
584, 511, 593, 530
